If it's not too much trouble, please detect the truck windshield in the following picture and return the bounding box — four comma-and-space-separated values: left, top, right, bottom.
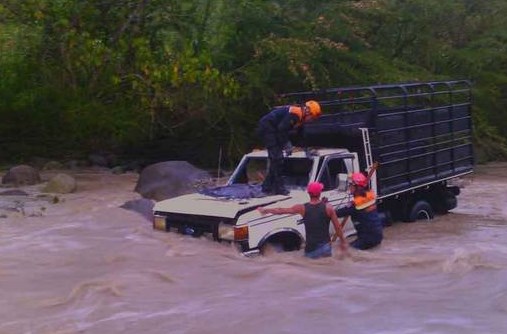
281, 158, 313, 188
231, 157, 313, 188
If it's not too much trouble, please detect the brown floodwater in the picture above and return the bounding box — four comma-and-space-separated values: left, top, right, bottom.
0, 163, 506, 334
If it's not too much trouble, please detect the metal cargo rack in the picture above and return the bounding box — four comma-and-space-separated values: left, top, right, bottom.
279, 80, 474, 196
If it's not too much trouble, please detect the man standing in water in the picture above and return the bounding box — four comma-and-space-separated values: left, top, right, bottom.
256, 100, 321, 195
335, 172, 383, 250
258, 182, 348, 259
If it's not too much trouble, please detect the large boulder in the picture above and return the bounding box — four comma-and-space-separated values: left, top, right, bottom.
1, 165, 41, 186
43, 173, 77, 194
135, 161, 210, 201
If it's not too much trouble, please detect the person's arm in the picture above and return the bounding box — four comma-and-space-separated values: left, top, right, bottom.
276, 111, 299, 145
326, 204, 348, 254
258, 204, 304, 216
335, 204, 355, 218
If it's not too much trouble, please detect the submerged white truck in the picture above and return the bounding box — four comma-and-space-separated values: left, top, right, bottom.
153, 80, 474, 255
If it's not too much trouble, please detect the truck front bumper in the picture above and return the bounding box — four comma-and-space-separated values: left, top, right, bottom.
153, 213, 257, 255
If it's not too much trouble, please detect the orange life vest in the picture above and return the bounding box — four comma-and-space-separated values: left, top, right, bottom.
353, 190, 376, 211
289, 106, 304, 127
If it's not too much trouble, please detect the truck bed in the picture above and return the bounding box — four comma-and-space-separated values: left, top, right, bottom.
283, 80, 474, 196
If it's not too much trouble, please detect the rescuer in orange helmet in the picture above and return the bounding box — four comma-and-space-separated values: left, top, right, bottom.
256, 100, 322, 195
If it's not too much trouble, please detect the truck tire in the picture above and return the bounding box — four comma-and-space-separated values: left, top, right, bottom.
260, 241, 285, 255
432, 188, 459, 215
445, 194, 457, 211
406, 200, 434, 222
260, 232, 302, 255
433, 192, 458, 214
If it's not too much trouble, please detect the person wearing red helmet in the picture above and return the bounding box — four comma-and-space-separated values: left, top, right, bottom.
335, 172, 383, 250
351, 172, 368, 188
258, 181, 348, 259
256, 100, 322, 195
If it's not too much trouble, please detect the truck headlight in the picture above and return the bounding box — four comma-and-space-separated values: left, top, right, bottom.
218, 223, 234, 240
153, 215, 167, 231
218, 223, 249, 241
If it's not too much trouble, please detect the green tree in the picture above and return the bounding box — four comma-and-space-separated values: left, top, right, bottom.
0, 0, 506, 164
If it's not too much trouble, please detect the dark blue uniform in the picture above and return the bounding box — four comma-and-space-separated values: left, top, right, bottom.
336, 202, 383, 250
257, 106, 301, 195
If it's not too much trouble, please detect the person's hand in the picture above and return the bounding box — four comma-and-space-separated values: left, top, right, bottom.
338, 242, 350, 258
257, 207, 268, 215
283, 141, 293, 156
340, 242, 348, 253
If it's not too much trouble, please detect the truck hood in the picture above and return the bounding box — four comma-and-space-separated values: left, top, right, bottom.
153, 192, 293, 219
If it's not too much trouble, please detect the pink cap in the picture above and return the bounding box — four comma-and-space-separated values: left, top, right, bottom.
307, 182, 324, 195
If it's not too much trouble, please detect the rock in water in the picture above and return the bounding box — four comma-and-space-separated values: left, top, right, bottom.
135, 161, 210, 201
1, 165, 41, 186
43, 173, 77, 194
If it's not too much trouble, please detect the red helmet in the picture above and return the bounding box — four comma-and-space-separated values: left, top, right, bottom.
307, 182, 324, 196
350, 172, 367, 187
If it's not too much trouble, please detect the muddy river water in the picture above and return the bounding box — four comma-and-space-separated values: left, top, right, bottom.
0, 163, 506, 334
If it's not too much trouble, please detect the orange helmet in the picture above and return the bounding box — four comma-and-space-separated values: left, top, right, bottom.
350, 172, 368, 187
305, 100, 321, 119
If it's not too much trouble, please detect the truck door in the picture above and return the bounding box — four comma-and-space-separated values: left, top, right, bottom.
316, 155, 356, 206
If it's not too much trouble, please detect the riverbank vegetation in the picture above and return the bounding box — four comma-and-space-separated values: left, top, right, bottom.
1, 0, 507, 167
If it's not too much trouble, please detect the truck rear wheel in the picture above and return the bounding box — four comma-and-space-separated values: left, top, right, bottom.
406, 200, 434, 222
434, 192, 457, 214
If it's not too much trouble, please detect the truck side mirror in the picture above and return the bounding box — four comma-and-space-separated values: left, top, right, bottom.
336, 174, 349, 191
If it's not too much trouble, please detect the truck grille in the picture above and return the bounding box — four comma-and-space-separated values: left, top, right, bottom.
153, 211, 234, 240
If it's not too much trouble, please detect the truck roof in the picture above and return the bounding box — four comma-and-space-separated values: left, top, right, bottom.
246, 147, 349, 158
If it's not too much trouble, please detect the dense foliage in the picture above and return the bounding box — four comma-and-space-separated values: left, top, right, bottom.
1, 0, 506, 167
